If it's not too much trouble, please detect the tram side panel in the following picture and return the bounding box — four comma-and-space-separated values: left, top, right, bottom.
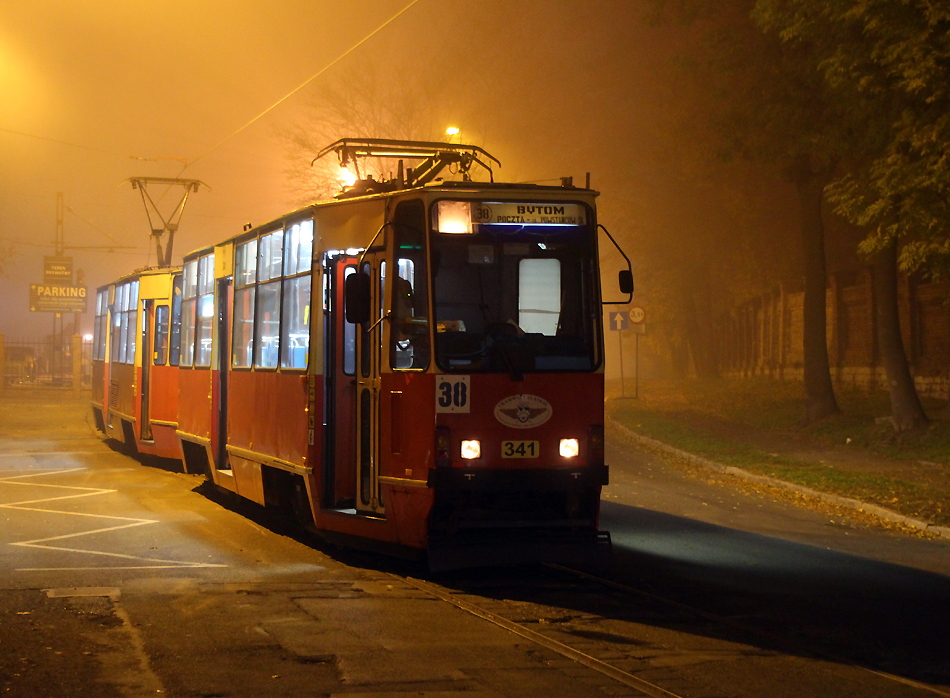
377, 372, 436, 548
176, 251, 221, 478
133, 272, 182, 459
226, 371, 310, 504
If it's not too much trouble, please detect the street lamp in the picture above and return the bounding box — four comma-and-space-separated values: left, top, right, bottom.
446, 126, 460, 143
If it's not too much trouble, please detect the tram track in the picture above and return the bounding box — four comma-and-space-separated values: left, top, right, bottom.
394, 564, 950, 698
401, 575, 684, 698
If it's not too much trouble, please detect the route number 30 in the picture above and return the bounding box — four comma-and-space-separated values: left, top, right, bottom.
436, 375, 470, 413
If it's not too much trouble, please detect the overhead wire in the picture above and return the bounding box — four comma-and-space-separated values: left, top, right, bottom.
0, 127, 186, 164
0, 236, 145, 255
2, 1, 422, 269
64, 206, 128, 248
180, 0, 422, 173
0, 2, 422, 173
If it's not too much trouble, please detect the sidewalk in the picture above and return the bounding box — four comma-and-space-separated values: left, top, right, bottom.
605, 378, 950, 540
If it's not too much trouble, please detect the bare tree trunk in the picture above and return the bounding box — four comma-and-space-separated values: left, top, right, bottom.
684, 280, 719, 379
791, 156, 840, 423
667, 327, 690, 380
873, 237, 929, 432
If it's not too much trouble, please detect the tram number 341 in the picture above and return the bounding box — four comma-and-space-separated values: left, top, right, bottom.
502, 440, 539, 458
435, 375, 470, 413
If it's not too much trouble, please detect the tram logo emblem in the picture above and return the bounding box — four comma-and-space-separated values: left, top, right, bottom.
494, 394, 552, 429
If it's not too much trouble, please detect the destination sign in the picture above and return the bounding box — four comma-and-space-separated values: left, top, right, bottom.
473, 203, 587, 226
29, 284, 88, 313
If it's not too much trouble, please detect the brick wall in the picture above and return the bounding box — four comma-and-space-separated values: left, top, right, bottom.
717, 273, 950, 399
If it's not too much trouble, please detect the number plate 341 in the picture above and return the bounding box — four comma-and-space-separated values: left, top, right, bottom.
502, 441, 539, 458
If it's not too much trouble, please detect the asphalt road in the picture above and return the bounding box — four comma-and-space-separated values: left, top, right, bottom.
599, 423, 950, 690
1, 393, 948, 697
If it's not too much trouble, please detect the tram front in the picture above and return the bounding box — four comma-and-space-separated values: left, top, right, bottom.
424, 192, 611, 570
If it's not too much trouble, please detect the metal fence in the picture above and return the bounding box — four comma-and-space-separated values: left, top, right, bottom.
0, 334, 91, 390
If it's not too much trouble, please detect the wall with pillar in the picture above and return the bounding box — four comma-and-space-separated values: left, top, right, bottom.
717, 273, 950, 399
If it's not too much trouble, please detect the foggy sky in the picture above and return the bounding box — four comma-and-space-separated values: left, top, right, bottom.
0, 0, 800, 337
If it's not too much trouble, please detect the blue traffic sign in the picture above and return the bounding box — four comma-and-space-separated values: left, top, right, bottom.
608, 311, 628, 331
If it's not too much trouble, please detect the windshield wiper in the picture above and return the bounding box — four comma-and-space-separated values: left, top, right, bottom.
486, 335, 523, 382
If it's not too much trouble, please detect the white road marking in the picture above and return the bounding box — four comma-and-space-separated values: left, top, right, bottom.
0, 468, 226, 570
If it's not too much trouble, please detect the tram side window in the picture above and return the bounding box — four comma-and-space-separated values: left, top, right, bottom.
342, 266, 356, 375
255, 230, 283, 369
169, 274, 183, 366
110, 284, 123, 363
93, 290, 108, 360
231, 221, 314, 370
125, 281, 138, 363
280, 220, 312, 370
390, 199, 430, 370
232, 239, 257, 368
110, 281, 139, 365
194, 254, 215, 367
154, 305, 169, 365
179, 259, 198, 367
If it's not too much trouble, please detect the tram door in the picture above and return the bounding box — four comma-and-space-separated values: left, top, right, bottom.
324, 255, 357, 509
216, 278, 231, 469
355, 252, 386, 515
140, 300, 153, 440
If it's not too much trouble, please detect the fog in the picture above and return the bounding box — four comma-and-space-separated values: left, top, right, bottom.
0, 0, 800, 354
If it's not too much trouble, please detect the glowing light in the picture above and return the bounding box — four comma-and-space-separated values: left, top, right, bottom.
445, 126, 459, 137
339, 167, 357, 187
436, 200, 473, 234
83, 334, 93, 341
559, 438, 579, 458
460, 440, 481, 459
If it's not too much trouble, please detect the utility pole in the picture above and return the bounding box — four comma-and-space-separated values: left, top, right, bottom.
53, 192, 65, 384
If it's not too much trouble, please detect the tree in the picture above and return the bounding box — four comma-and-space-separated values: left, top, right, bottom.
663, 0, 848, 421
871, 237, 929, 430
755, 2, 950, 275
278, 62, 451, 207
753, 0, 942, 430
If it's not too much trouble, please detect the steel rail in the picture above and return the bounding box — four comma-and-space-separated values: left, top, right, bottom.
399, 575, 685, 698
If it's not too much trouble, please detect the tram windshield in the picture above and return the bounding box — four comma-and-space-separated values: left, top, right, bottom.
431, 200, 601, 374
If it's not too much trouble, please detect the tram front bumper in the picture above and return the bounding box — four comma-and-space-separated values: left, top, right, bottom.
425, 464, 611, 572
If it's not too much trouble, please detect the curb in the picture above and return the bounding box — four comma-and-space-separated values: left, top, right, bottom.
607, 417, 950, 541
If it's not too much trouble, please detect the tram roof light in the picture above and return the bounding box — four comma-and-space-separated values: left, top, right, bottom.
436, 200, 473, 234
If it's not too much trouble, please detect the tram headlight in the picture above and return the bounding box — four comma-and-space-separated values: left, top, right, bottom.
460, 439, 481, 460
559, 438, 580, 458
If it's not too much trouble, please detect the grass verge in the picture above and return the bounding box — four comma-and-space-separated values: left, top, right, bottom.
607, 377, 950, 527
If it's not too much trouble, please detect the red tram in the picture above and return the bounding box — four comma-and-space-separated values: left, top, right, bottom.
91, 266, 183, 459
93, 140, 633, 569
